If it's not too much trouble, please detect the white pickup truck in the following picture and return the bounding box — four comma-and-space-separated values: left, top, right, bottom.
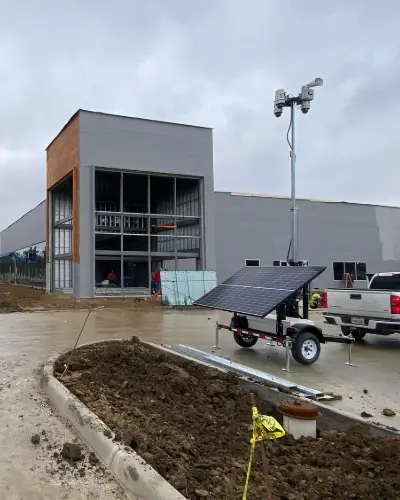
324, 272, 400, 340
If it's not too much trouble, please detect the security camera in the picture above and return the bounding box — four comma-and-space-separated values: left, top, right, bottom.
274, 103, 283, 117
301, 87, 314, 102
274, 89, 286, 108
304, 77, 323, 89
300, 101, 310, 114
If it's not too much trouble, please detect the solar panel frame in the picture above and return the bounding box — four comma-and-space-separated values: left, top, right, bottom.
194, 266, 326, 318
222, 266, 326, 291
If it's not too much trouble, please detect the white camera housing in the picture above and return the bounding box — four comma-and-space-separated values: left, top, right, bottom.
274, 89, 286, 108
301, 87, 314, 102
305, 77, 323, 88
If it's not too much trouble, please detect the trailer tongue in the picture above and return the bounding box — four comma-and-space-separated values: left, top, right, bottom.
194, 265, 354, 366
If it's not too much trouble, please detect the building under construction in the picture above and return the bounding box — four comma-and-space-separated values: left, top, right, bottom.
1, 109, 400, 297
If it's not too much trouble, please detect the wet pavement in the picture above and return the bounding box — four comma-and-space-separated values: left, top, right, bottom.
0, 307, 399, 497
0, 310, 136, 500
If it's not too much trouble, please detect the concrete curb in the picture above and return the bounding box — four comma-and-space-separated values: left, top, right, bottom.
40, 355, 186, 500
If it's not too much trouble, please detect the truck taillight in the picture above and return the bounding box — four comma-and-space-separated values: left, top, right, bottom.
390, 295, 400, 314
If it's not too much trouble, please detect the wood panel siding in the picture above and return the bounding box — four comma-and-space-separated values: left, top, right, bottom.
46, 113, 79, 190
46, 112, 80, 263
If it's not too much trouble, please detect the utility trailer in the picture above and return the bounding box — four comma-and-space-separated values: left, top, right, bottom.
220, 309, 354, 365
194, 265, 355, 366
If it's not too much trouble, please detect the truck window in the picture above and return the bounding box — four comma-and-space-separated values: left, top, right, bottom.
369, 275, 400, 290
356, 262, 367, 280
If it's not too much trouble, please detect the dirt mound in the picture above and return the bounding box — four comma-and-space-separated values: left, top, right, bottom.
0, 299, 22, 313
55, 339, 400, 500
0, 284, 160, 313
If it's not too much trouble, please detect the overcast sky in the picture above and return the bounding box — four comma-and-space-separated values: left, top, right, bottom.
1, 0, 399, 230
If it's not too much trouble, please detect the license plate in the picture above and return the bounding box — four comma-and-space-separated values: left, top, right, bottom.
351, 317, 364, 325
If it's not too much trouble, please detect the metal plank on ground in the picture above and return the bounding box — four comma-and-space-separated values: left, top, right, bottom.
165, 344, 332, 401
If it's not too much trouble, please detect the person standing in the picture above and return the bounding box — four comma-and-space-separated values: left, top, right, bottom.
107, 270, 116, 284
153, 267, 161, 293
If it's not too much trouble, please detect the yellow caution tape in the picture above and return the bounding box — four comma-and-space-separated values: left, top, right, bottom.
93, 415, 111, 433
60, 363, 69, 378
242, 406, 285, 500
251, 405, 285, 443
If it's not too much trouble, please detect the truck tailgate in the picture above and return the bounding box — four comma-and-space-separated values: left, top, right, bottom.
326, 289, 391, 318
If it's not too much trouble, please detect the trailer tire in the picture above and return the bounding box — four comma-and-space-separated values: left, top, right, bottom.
233, 332, 258, 348
340, 326, 366, 341
291, 331, 321, 365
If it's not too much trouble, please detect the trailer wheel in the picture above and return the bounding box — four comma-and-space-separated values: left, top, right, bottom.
340, 326, 366, 341
291, 331, 321, 365
233, 332, 258, 348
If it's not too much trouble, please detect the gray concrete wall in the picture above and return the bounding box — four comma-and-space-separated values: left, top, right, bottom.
79, 111, 213, 176
74, 165, 95, 297
214, 192, 400, 289
0, 201, 46, 255
78, 111, 216, 288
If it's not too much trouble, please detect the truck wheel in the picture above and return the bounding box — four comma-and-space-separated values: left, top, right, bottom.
233, 332, 258, 348
291, 331, 321, 365
340, 326, 366, 341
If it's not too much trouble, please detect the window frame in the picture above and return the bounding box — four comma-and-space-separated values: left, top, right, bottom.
245, 259, 260, 267
332, 261, 367, 281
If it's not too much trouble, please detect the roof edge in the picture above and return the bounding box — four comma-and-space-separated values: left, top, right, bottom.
215, 190, 400, 210
0, 199, 46, 233
45, 109, 212, 151
78, 109, 212, 130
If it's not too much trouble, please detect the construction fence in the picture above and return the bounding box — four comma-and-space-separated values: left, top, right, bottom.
0, 255, 46, 288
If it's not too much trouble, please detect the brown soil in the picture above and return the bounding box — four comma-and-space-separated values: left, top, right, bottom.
0, 284, 159, 313
61, 442, 83, 461
55, 339, 400, 500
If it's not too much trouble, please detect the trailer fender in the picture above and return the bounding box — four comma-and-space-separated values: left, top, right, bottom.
286, 324, 326, 344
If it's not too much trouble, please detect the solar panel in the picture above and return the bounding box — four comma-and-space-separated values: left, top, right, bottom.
223, 266, 326, 291
194, 266, 326, 318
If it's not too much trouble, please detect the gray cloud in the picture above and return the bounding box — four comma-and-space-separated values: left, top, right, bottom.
1, 0, 400, 230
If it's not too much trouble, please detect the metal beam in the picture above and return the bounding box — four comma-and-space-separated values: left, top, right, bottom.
147, 174, 151, 290
53, 216, 73, 227
173, 177, 177, 271
120, 172, 124, 297
166, 345, 326, 399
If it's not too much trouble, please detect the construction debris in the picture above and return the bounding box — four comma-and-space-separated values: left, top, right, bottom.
61, 443, 83, 461
382, 408, 396, 417
30, 434, 40, 445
